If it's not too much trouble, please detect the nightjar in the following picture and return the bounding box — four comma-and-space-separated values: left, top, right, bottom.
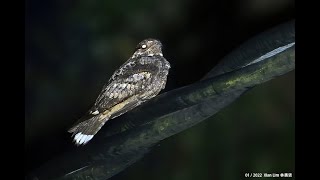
68, 38, 171, 145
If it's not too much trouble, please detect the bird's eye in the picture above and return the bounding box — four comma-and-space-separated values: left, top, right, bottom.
141, 44, 147, 49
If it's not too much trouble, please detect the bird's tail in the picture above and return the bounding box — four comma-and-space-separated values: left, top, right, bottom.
68, 115, 109, 145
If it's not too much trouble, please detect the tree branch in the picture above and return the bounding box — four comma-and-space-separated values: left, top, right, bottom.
26, 20, 295, 180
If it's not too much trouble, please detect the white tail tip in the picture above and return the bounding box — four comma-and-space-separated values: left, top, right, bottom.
73, 133, 94, 145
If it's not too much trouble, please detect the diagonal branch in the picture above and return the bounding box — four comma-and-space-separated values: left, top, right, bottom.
26, 20, 295, 180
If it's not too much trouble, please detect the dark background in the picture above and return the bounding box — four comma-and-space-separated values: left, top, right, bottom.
25, 0, 295, 179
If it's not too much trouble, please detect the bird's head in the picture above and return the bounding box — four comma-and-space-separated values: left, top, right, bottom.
132, 38, 163, 58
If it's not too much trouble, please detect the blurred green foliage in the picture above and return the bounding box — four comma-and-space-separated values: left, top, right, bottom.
25, 0, 294, 179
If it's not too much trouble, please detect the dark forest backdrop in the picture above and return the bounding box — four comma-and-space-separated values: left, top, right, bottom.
25, 0, 295, 179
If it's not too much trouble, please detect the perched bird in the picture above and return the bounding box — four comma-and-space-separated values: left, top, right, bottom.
68, 38, 171, 145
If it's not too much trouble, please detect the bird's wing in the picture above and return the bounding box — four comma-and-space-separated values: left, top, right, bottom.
93, 71, 154, 114
68, 56, 163, 133
67, 71, 156, 145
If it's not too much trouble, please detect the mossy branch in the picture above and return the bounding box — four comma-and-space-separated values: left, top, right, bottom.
27, 20, 295, 180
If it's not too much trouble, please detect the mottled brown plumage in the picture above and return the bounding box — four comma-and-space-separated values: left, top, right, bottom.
68, 38, 170, 145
